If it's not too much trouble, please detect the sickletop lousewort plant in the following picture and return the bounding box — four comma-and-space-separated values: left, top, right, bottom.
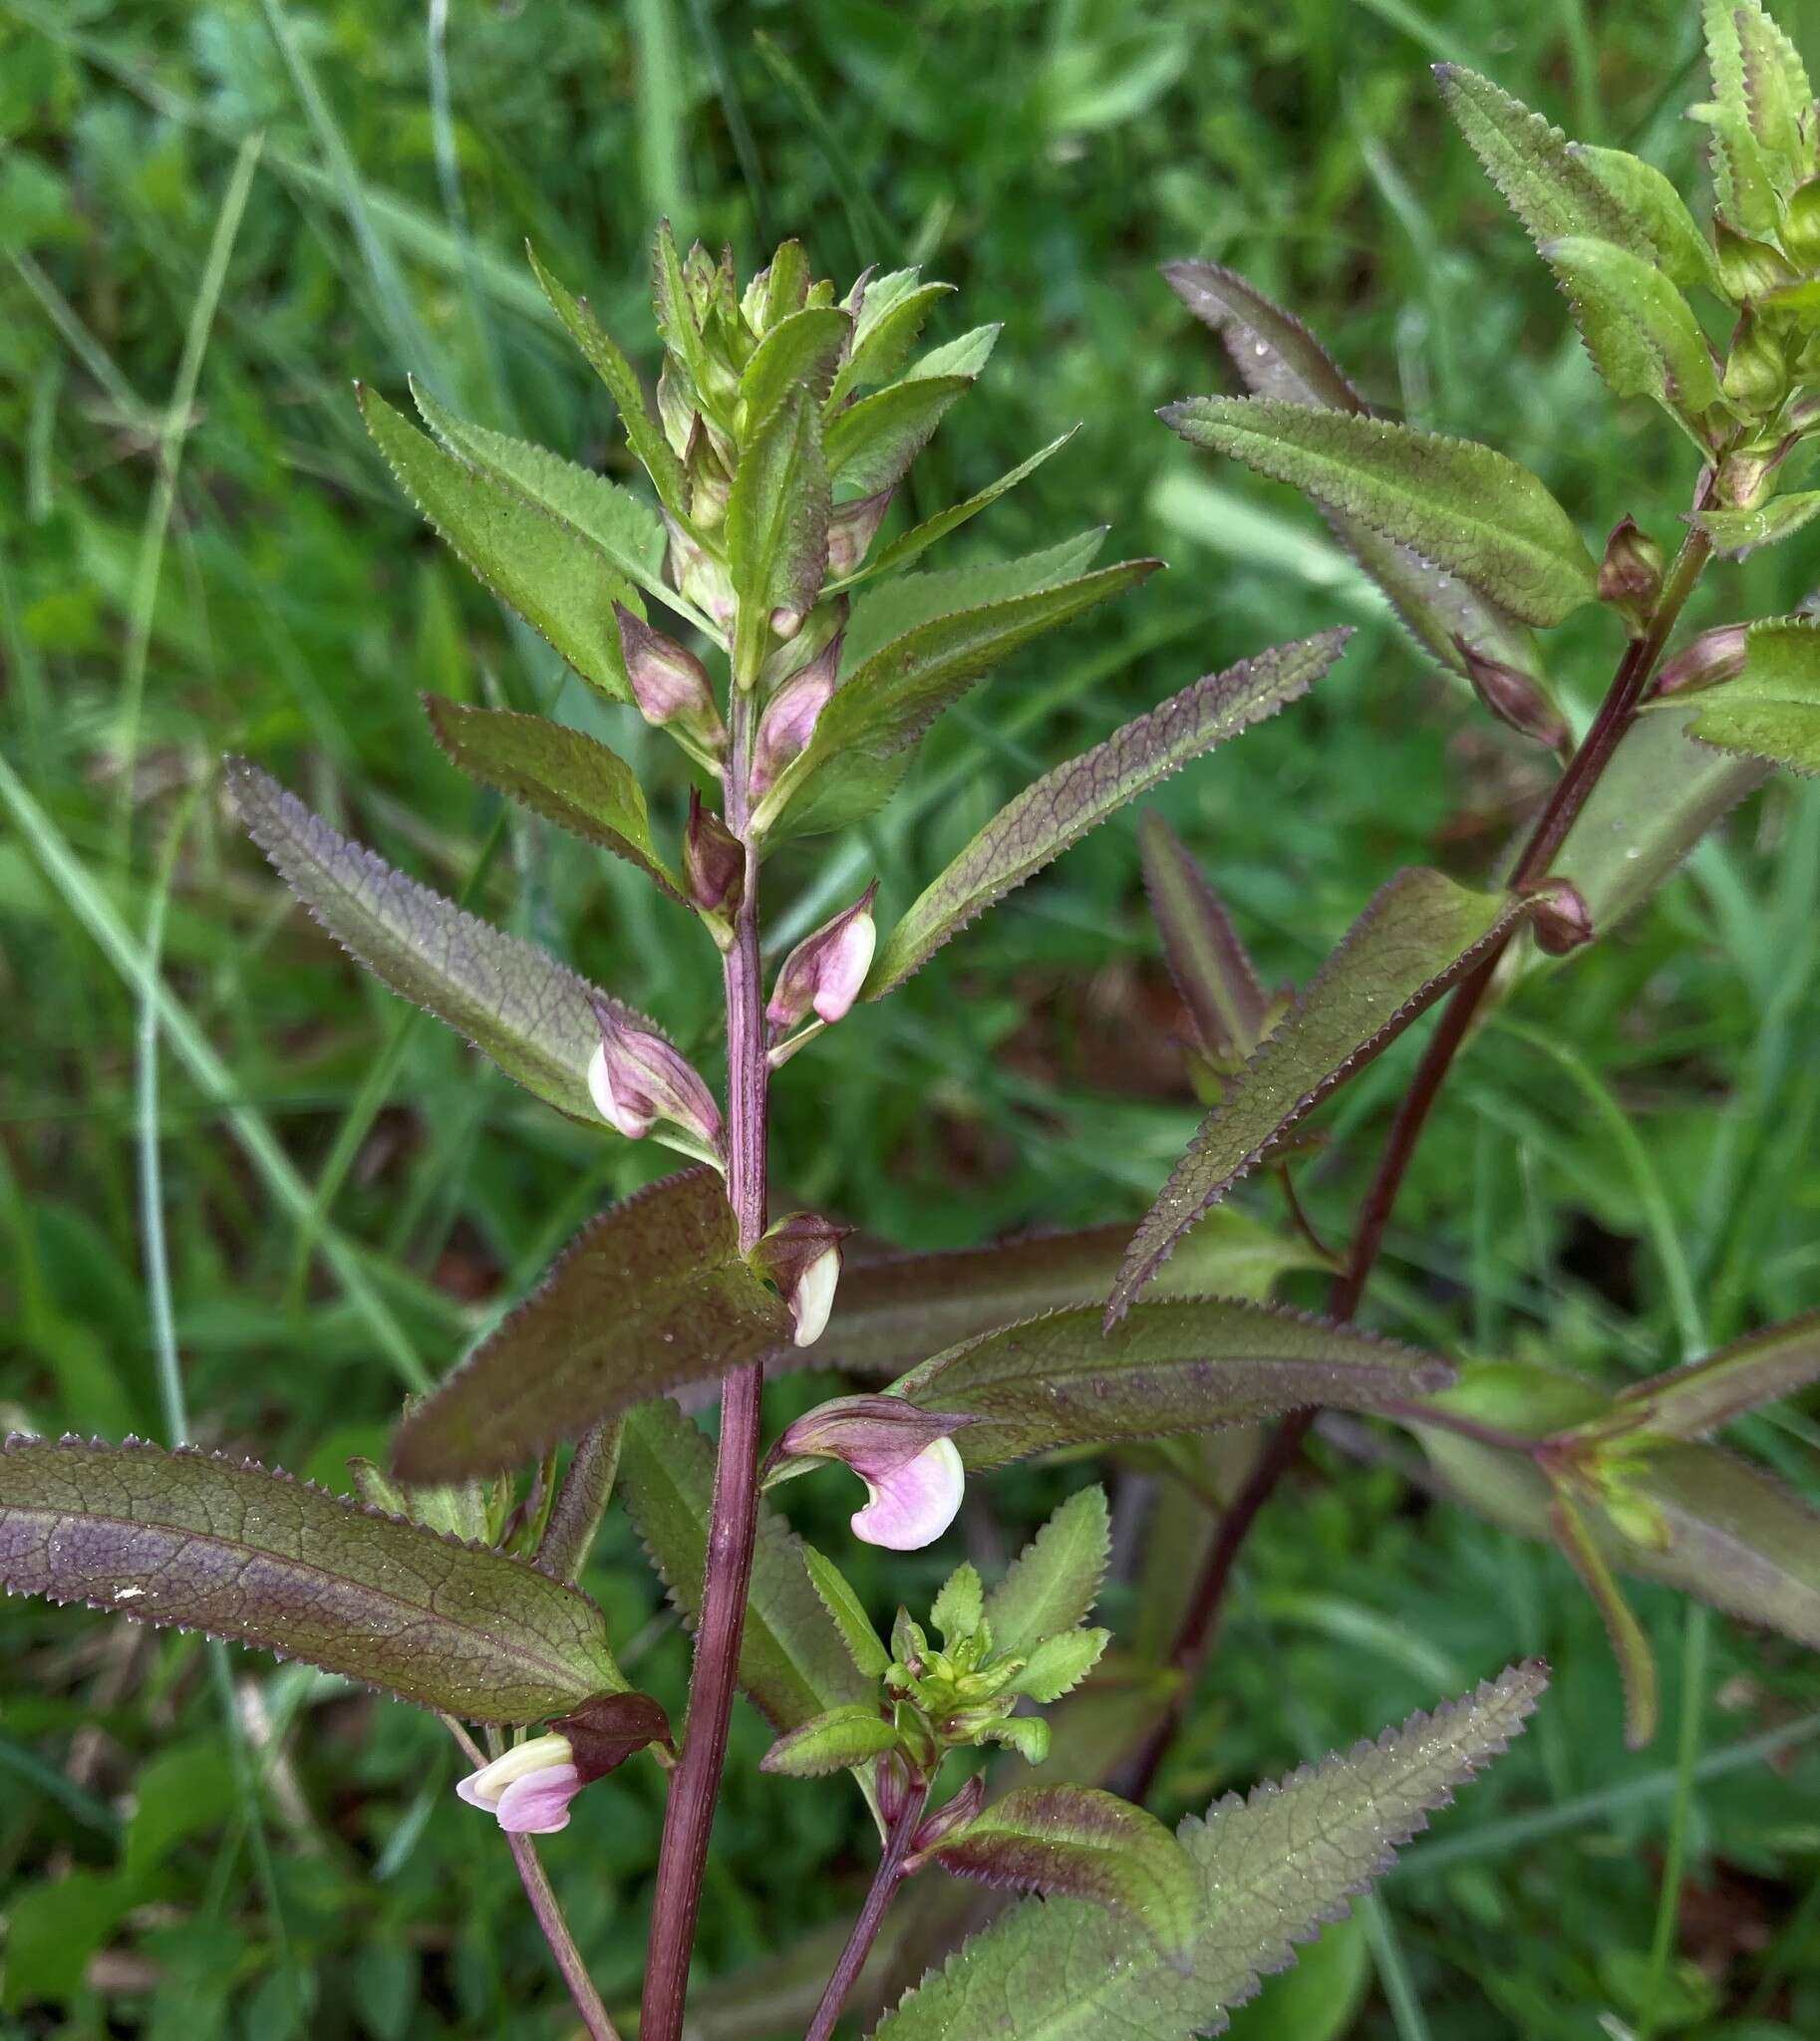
6, 4, 1820, 2035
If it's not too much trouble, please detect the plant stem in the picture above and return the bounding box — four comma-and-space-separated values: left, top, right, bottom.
1132, 502, 1718, 1803
805, 1783, 929, 2041
642, 686, 770, 2041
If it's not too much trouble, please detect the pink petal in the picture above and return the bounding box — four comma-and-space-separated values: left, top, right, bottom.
850, 1437, 965, 1551
492, 1762, 583, 1835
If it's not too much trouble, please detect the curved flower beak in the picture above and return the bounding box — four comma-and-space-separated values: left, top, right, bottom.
455, 1732, 583, 1835
851, 1435, 966, 1551
586, 998, 723, 1151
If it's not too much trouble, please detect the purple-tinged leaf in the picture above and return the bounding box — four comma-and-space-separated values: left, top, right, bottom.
1688, 616, 1820, 776
1163, 397, 1597, 628
536, 1421, 622, 1587
728, 391, 830, 672
876, 1663, 1547, 2040
760, 1704, 900, 1778
425, 698, 687, 900
617, 1398, 870, 1731
1699, 0, 1812, 210
984, 1485, 1110, 1658
1550, 1490, 1659, 1748
845, 530, 1107, 672
1164, 260, 1368, 413
0, 1437, 623, 1723
1140, 811, 1274, 1058
866, 630, 1348, 1001
930, 1786, 1197, 1951
855, 432, 1076, 587
553, 1689, 672, 1775
1600, 1309, 1820, 1442
824, 375, 972, 495
891, 1298, 1451, 1470
392, 1171, 791, 1482
360, 386, 639, 703
1111, 870, 1542, 1318
229, 760, 668, 1131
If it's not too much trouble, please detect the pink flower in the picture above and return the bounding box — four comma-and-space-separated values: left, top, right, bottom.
612, 602, 726, 750
752, 1212, 847, 1347
766, 883, 878, 1036
587, 999, 723, 1150
776, 1395, 973, 1551
852, 1436, 966, 1550
455, 1733, 584, 1834
751, 634, 842, 798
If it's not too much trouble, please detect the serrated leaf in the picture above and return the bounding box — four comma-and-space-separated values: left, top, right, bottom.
931, 1562, 985, 1645
1164, 398, 1595, 628
909, 324, 1001, 382
728, 391, 830, 667
1008, 1626, 1110, 1704
740, 305, 851, 425
758, 561, 1161, 839
986, 1487, 1111, 1658
528, 245, 688, 514
425, 698, 685, 900
361, 386, 638, 703
1688, 616, 1820, 775
987, 1714, 1052, 1765
228, 760, 653, 1128
1550, 1488, 1660, 1748
933, 1787, 1198, 1952
410, 380, 672, 606
846, 529, 1109, 670
876, 1663, 1547, 2040
803, 1543, 891, 1679
761, 1703, 900, 1777
537, 1421, 622, 1587
856, 432, 1077, 586
825, 375, 972, 493
618, 1398, 870, 1731
0, 1437, 622, 1723
866, 630, 1347, 1000
829, 281, 954, 407
1112, 871, 1542, 1316
891, 1298, 1451, 1470
1603, 1309, 1820, 1440
1568, 145, 1725, 292
1542, 237, 1725, 413
392, 1172, 790, 1481
652, 220, 723, 421
1701, 0, 1813, 202
1163, 260, 1369, 413
1141, 812, 1273, 1058
1696, 492, 1820, 557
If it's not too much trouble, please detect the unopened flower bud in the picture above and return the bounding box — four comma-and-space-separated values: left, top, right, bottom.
683, 789, 744, 920
1714, 218, 1797, 301
1784, 179, 1820, 269
776, 1394, 974, 1551
455, 1693, 670, 1834
613, 604, 727, 751
1525, 879, 1595, 957
908, 1774, 987, 1860
752, 1212, 848, 1346
1457, 640, 1571, 754
766, 882, 878, 1035
656, 359, 696, 459
1656, 623, 1749, 698
1721, 312, 1789, 413
664, 513, 736, 633
587, 997, 723, 1150
827, 489, 895, 578
751, 634, 842, 799
1597, 517, 1664, 633
770, 606, 804, 642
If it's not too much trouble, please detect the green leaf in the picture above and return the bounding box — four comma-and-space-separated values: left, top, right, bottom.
1602, 1309, 1820, 1440
758, 560, 1161, 839
360, 386, 638, 704
931, 1562, 985, 1645
845, 528, 1109, 670
1164, 397, 1595, 628
1542, 237, 1725, 413
802, 1543, 891, 1679
824, 374, 972, 493
856, 432, 1076, 585
228, 760, 653, 1128
1222, 1912, 1371, 2041
409, 379, 672, 607
932, 1786, 1198, 1952
828, 279, 953, 406
528, 244, 688, 514
1688, 616, 1820, 775
866, 630, 1348, 999
1112, 870, 1541, 1316
1007, 1625, 1110, 1704
891, 1297, 1451, 1469
985, 1486, 1111, 1658
651, 219, 724, 422
740, 304, 851, 425
392, 1171, 791, 1481
537, 1421, 622, 1587
986, 1714, 1052, 1765
425, 698, 686, 900
909, 324, 1001, 382
618, 1398, 870, 1731
1551, 1488, 1659, 1748
1141, 812, 1274, 1057
1696, 492, 1820, 557
1699, 0, 1813, 207
760, 1703, 900, 1777
0, 1437, 623, 1722
1569, 145, 1725, 292
728, 392, 830, 670
877, 1663, 1547, 2040
1164, 260, 1548, 687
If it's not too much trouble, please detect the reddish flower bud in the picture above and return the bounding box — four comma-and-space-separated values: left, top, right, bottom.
663, 513, 736, 633
752, 1212, 848, 1347
827, 489, 895, 578
1597, 517, 1664, 633
613, 604, 727, 751
586, 998, 723, 1150
1656, 624, 1749, 699
751, 634, 843, 799
455, 1693, 670, 1834
684, 789, 745, 919
1457, 640, 1571, 755
909, 1773, 987, 1859
1525, 879, 1595, 956
766, 881, 878, 1034
777, 1395, 975, 1552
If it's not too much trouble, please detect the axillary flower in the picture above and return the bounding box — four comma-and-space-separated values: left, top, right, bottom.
775, 1394, 973, 1550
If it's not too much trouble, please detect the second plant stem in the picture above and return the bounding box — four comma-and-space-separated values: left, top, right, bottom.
805, 1782, 931, 2041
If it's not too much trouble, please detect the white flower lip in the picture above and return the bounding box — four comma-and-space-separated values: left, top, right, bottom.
455, 1732, 584, 1835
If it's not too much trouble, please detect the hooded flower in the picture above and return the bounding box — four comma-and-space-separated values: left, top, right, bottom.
750, 633, 842, 799
587, 998, 723, 1150
776, 1394, 973, 1550
612, 602, 727, 751
455, 1733, 584, 1834
752, 1212, 847, 1347
766, 883, 878, 1036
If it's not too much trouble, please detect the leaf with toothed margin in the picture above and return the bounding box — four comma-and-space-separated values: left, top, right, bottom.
1598, 1309, 1820, 1442
0, 1437, 624, 1723
1164, 396, 1596, 628
853, 433, 1076, 587
1162, 260, 1550, 689
1540, 238, 1725, 414
984, 1486, 1110, 1659
1687, 617, 1820, 777
760, 1704, 901, 1778
535, 1421, 622, 1588
932, 1787, 1198, 1952
228, 760, 659, 1132
360, 386, 640, 703
617, 1398, 870, 1732
1140, 812, 1274, 1058
1695, 493, 1820, 559
825, 375, 972, 494
802, 1544, 891, 1679
873, 1662, 1547, 2040
392, 1172, 791, 1482
889, 1298, 1452, 1470
845, 530, 1109, 672
1696, 0, 1813, 222
425, 697, 686, 900
1550, 1490, 1659, 1748
1111, 870, 1542, 1319
866, 631, 1348, 1000
728, 391, 830, 662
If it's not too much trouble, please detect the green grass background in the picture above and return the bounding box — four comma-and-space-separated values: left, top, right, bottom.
2, 0, 1819, 2034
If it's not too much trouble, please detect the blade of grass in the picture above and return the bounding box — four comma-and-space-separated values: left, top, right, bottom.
1636, 1604, 1709, 2041
630, 0, 691, 230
